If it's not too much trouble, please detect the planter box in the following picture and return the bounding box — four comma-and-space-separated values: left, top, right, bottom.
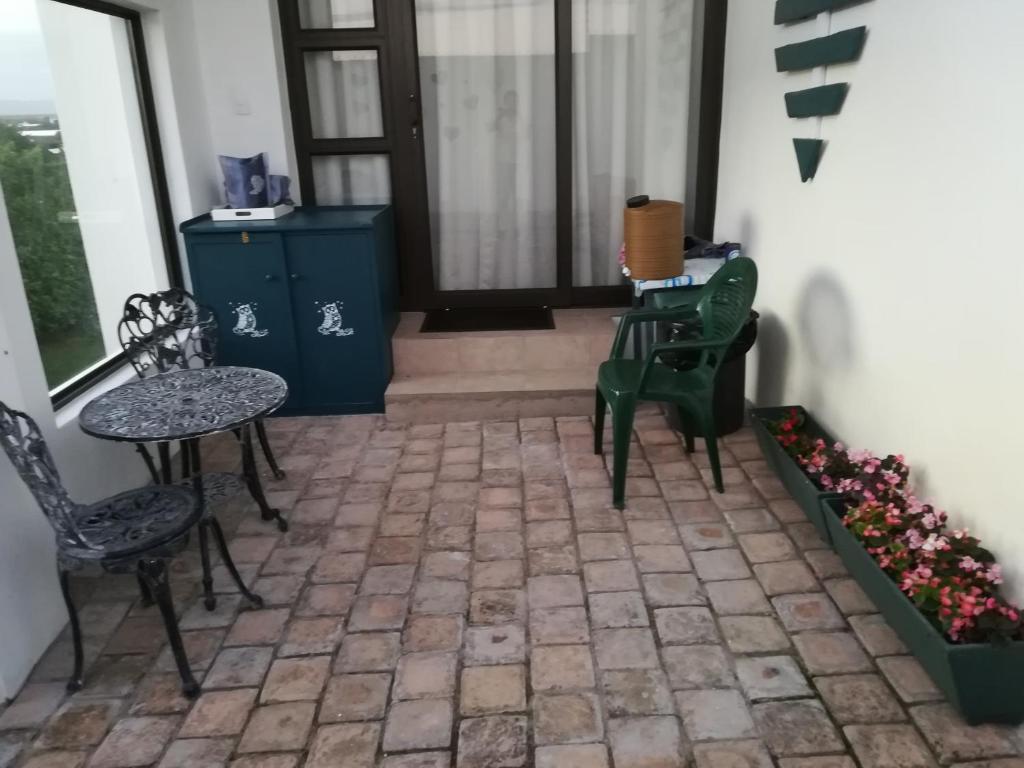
750, 406, 841, 545
822, 497, 1024, 725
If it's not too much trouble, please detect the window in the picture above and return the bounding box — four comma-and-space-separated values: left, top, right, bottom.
0, 0, 179, 404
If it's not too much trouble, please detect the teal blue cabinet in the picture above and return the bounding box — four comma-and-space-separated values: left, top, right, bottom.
180, 206, 397, 414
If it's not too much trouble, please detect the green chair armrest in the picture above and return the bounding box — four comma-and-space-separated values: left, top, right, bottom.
609, 305, 706, 359
647, 284, 704, 310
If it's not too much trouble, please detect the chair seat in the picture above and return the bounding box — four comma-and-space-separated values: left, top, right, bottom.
597, 359, 715, 404
68, 485, 200, 563
177, 472, 246, 508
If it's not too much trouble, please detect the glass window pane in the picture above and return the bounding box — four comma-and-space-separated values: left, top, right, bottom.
415, 0, 557, 291
298, 0, 375, 29
305, 50, 384, 139
312, 155, 391, 205
0, 1, 170, 391
572, 0, 695, 286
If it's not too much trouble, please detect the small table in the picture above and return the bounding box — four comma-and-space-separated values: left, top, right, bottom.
79, 366, 288, 606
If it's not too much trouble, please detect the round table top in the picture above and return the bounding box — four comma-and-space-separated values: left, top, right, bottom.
79, 366, 288, 443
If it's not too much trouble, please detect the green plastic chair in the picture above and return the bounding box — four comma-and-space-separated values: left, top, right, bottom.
595, 257, 758, 508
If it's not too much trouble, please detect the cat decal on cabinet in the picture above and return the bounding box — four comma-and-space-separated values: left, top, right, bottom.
316, 301, 355, 337
230, 302, 270, 338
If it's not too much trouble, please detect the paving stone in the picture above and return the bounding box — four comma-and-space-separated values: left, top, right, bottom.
279, 617, 345, 656
252, 576, 305, 606
584, 561, 641, 592
676, 689, 758, 740
693, 740, 774, 768
412, 580, 469, 614
525, 499, 571, 521
661, 645, 737, 689
88, 717, 178, 768
824, 578, 876, 615
752, 561, 821, 596
478, 508, 523, 532
691, 549, 752, 581
669, 500, 723, 524
319, 673, 390, 722
474, 532, 525, 561
472, 559, 525, 588
575, 508, 625, 532
17, 750, 86, 768
326, 527, 375, 553
534, 692, 604, 745
772, 593, 846, 632
844, 725, 938, 768
527, 575, 585, 608
463, 624, 527, 664
608, 716, 685, 768
456, 715, 527, 768
369, 536, 421, 565
460, 665, 527, 715
225, 609, 290, 646
633, 545, 693, 573
379, 754, 451, 768
361, 564, 417, 594
237, 702, 316, 752
261, 656, 330, 703
470, 589, 526, 624
383, 699, 453, 751
531, 645, 595, 691
421, 551, 471, 581
737, 533, 797, 563
262, 547, 320, 576
0, 682, 65, 730
180, 688, 259, 736
641, 573, 705, 607
393, 652, 458, 700
404, 614, 464, 652
601, 669, 675, 716
718, 616, 789, 655
530, 607, 591, 645
910, 703, 1019, 764
877, 656, 945, 704
736, 656, 812, 700
661, 480, 710, 503
578, 533, 630, 561
594, 628, 660, 669
205, 647, 273, 688
752, 700, 844, 757
529, 545, 579, 575
128, 674, 193, 716
724, 508, 781, 533
425, 525, 472, 550
705, 579, 772, 614
803, 550, 848, 580
654, 607, 719, 644
348, 595, 409, 631
679, 523, 736, 551
335, 632, 401, 673
591, 591, 650, 628
535, 744, 610, 768
306, 722, 380, 768
627, 520, 680, 544
776, 759, 856, 768
815, 674, 907, 723
297, 583, 357, 616
37, 700, 120, 749
156, 737, 234, 768
793, 632, 873, 675
180, 594, 243, 630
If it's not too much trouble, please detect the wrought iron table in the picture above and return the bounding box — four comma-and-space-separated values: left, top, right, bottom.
79, 366, 289, 607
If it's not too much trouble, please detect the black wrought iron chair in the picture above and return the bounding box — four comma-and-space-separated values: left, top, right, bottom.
116, 289, 286, 483
0, 402, 250, 697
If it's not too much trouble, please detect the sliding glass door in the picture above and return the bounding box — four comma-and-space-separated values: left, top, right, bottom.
279, 0, 719, 310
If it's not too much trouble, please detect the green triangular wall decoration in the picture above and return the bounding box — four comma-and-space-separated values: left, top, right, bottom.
793, 139, 824, 182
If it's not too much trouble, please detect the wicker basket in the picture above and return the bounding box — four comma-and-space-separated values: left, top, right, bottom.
624, 200, 684, 280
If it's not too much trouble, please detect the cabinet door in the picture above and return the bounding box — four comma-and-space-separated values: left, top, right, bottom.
188, 233, 302, 407
284, 232, 383, 411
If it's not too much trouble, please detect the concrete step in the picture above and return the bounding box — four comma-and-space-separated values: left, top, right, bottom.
386, 308, 621, 422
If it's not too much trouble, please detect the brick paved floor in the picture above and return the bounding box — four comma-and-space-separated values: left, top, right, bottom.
2, 409, 1023, 768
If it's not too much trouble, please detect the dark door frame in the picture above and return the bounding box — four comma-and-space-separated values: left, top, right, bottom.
278, 0, 727, 312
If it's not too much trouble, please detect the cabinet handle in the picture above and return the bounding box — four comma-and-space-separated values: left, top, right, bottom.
290, 273, 300, 280
264, 274, 277, 282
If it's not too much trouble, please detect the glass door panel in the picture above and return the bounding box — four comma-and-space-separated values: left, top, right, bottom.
298, 0, 375, 29
571, 0, 695, 286
415, 0, 557, 291
304, 50, 384, 138
312, 155, 391, 204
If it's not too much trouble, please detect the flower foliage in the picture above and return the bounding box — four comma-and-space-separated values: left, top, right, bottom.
767, 408, 1022, 644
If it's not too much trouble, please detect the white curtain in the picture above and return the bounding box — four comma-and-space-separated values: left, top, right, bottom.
573, 0, 694, 286
416, 0, 557, 291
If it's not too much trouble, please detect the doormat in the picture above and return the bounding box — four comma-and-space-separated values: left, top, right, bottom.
421, 307, 555, 333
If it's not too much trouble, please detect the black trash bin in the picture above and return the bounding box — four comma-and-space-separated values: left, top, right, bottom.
661, 310, 759, 436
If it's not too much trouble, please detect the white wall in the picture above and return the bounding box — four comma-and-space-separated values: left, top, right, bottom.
715, 1, 1024, 599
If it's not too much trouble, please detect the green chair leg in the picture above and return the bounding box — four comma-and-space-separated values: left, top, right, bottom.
676, 406, 696, 453
610, 398, 637, 509
594, 388, 607, 456
700, 411, 724, 493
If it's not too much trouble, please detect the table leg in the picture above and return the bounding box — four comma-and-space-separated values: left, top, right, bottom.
240, 424, 288, 532
157, 442, 173, 484
186, 439, 217, 611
